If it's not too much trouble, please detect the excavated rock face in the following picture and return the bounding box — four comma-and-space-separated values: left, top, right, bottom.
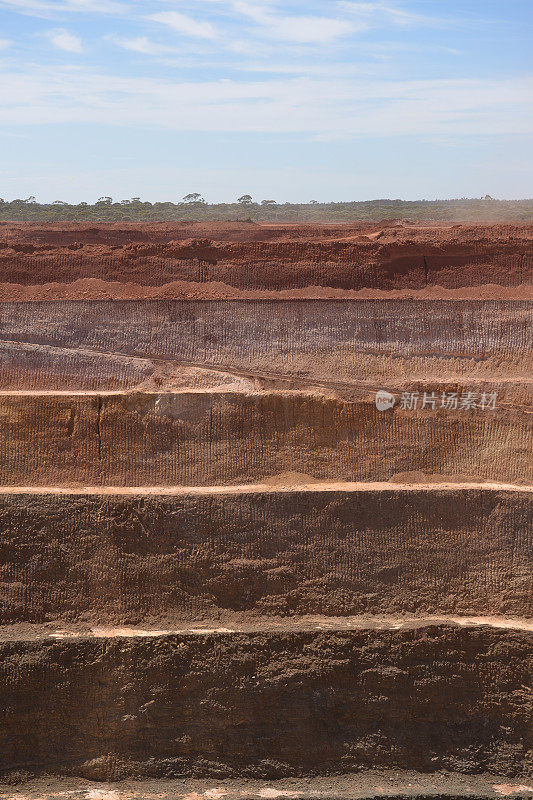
0, 221, 531, 295
0, 223, 530, 798
0, 488, 530, 623
0, 391, 529, 485
0, 299, 530, 386
0, 625, 531, 779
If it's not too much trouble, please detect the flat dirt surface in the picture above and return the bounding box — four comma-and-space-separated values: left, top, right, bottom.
2, 770, 532, 800
0, 481, 529, 493
2, 220, 532, 247
0, 221, 531, 298
0, 616, 532, 641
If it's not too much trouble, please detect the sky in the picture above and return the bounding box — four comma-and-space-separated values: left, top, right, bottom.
0, 0, 531, 203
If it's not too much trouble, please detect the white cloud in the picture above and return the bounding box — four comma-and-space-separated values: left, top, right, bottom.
59, 0, 125, 11
231, 1, 276, 24
1, 65, 531, 139
0, 39, 12, 49
47, 28, 83, 52
266, 15, 356, 43
109, 36, 177, 56
0, 0, 126, 17
235, 62, 376, 76
232, 1, 357, 42
338, 1, 449, 28
149, 11, 218, 39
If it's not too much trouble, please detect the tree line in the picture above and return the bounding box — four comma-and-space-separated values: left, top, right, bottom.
0, 195, 531, 222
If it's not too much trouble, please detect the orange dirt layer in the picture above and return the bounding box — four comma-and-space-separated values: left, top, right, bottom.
0, 391, 529, 486
0, 221, 531, 297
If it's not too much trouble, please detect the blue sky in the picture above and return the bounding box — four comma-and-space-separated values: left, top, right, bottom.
0, 0, 531, 202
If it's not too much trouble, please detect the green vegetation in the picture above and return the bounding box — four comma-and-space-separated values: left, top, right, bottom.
1, 196, 532, 222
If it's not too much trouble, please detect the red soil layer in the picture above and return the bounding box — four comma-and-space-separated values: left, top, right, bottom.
3, 220, 532, 245
0, 222, 531, 296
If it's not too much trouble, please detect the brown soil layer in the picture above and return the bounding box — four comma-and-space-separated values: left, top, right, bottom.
0, 391, 529, 486
0, 623, 531, 779
0, 300, 530, 390
0, 487, 530, 623
0, 222, 531, 295
2, 771, 533, 800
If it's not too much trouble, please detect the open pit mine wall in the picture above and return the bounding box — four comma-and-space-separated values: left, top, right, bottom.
0, 489, 530, 622
1, 227, 532, 289
0, 392, 530, 485
0, 283, 531, 788
0, 300, 531, 388
0, 626, 531, 779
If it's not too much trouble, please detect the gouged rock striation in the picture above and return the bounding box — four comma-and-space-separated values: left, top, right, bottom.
0, 391, 529, 486
0, 300, 530, 388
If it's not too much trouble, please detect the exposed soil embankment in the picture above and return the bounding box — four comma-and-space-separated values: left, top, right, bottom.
0, 624, 530, 779
0, 224, 530, 794
0, 391, 529, 486
0, 300, 530, 389
0, 488, 530, 623
0, 222, 531, 295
